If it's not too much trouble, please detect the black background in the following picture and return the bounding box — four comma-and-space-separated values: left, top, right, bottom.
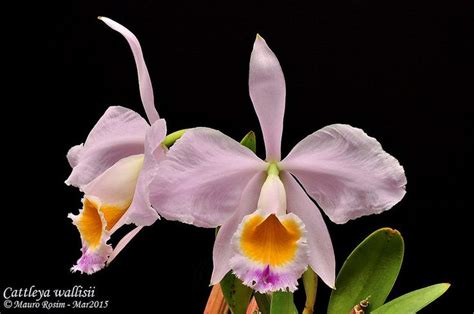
2, 0, 472, 313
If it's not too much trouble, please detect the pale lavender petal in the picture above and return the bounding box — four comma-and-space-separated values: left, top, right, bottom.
99, 17, 160, 124
107, 226, 144, 265
280, 124, 407, 224
249, 35, 286, 161
66, 106, 148, 188
66, 144, 83, 168
150, 128, 267, 228
82, 154, 144, 206
125, 119, 167, 227
281, 171, 335, 288
210, 172, 266, 285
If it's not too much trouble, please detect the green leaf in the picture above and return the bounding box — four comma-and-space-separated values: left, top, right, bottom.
327, 228, 404, 314
302, 267, 318, 314
240, 131, 257, 153
372, 283, 450, 314
270, 291, 297, 314
220, 272, 253, 314
254, 292, 271, 314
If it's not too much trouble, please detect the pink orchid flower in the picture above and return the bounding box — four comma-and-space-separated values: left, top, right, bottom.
149, 35, 407, 292
66, 17, 167, 274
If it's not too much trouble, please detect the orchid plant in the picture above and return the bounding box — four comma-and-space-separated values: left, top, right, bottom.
66, 17, 449, 313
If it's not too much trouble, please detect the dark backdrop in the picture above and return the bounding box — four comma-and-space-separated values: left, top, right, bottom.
2, 0, 472, 313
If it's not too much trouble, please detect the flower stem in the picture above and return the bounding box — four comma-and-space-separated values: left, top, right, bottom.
246, 297, 259, 314
162, 129, 187, 148
267, 162, 280, 176
204, 284, 229, 314
303, 267, 318, 314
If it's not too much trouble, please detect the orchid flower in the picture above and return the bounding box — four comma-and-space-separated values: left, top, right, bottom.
66, 17, 169, 274
149, 35, 407, 292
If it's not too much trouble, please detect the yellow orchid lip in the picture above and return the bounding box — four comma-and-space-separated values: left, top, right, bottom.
231, 210, 308, 293
240, 213, 301, 267
75, 198, 103, 249
75, 198, 130, 250
69, 154, 145, 274
68, 195, 133, 275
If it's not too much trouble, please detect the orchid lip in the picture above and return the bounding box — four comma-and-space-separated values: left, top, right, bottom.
231, 210, 309, 293
69, 154, 146, 274
240, 213, 300, 266
69, 196, 130, 274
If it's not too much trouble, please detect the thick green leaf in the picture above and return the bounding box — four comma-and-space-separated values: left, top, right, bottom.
220, 272, 253, 314
327, 228, 404, 314
372, 283, 450, 314
270, 291, 297, 314
240, 131, 257, 153
254, 292, 271, 314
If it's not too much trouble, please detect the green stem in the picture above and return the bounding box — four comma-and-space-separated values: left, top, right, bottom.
267, 162, 280, 176
162, 129, 187, 148
303, 267, 318, 314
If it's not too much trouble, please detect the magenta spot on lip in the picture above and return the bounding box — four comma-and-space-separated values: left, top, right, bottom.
251, 265, 279, 291
260, 265, 277, 284
71, 244, 110, 274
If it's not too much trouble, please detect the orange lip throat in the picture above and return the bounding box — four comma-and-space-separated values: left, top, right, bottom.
239, 213, 301, 267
